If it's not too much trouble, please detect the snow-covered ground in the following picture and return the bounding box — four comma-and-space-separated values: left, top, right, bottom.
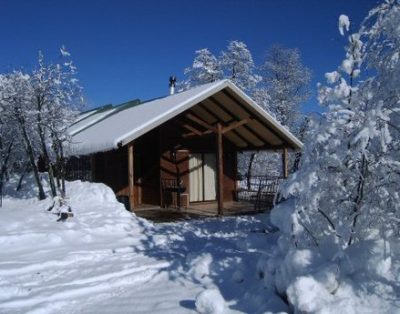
0, 177, 286, 314
1, 177, 399, 314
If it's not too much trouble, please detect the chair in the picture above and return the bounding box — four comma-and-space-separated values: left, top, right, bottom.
161, 178, 187, 209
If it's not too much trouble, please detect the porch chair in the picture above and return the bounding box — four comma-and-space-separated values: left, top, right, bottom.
160, 178, 188, 210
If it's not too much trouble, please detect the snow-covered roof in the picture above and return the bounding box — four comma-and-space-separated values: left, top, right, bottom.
68, 80, 303, 155
69, 105, 116, 136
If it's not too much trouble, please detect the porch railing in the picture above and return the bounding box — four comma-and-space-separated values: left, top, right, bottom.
236, 175, 284, 211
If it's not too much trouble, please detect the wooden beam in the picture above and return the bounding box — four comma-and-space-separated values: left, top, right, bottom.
181, 123, 203, 136
216, 123, 224, 215
209, 96, 267, 145
128, 142, 135, 210
186, 113, 216, 132
282, 147, 288, 178
198, 102, 252, 147
222, 118, 252, 134
236, 144, 286, 152
221, 90, 297, 150
182, 129, 213, 138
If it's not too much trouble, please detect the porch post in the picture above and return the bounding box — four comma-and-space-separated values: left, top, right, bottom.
282, 147, 288, 179
216, 123, 224, 215
128, 142, 135, 210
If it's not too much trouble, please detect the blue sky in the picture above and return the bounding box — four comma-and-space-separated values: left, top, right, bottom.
0, 0, 379, 113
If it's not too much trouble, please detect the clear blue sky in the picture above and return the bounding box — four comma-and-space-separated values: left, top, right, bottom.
0, 0, 378, 113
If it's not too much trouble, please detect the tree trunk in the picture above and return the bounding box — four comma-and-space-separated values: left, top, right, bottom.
16, 166, 29, 192
18, 116, 46, 200
36, 107, 57, 198
347, 154, 367, 246
292, 152, 302, 172
57, 139, 66, 197
246, 153, 256, 190
0, 141, 13, 207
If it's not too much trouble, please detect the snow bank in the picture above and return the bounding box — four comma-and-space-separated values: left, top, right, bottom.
268, 204, 400, 313
287, 276, 333, 312
0, 176, 152, 259
195, 288, 225, 314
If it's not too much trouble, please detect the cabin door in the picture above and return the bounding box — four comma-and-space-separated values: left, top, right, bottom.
189, 153, 217, 202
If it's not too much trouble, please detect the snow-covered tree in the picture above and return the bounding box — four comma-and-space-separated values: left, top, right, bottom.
246, 46, 311, 182
0, 88, 16, 206
181, 41, 259, 93
219, 40, 260, 92
182, 48, 223, 90
0, 47, 83, 201
31, 48, 82, 197
0, 71, 46, 200
264, 3, 400, 311
273, 0, 400, 251
260, 45, 311, 130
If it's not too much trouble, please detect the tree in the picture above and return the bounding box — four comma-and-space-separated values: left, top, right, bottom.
246, 46, 311, 183
0, 93, 15, 206
260, 45, 311, 130
0, 71, 46, 200
182, 48, 223, 90
273, 0, 400, 250
0, 47, 82, 202
219, 40, 260, 92
31, 48, 82, 197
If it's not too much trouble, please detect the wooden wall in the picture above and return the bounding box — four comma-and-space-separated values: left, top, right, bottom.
91, 147, 129, 196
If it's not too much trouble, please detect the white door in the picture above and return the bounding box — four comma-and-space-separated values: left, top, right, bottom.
189, 153, 217, 202
189, 154, 203, 202
203, 153, 217, 201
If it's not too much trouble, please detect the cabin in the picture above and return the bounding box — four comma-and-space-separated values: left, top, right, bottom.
67, 80, 302, 218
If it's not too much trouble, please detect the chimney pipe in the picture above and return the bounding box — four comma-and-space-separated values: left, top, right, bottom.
169, 76, 176, 95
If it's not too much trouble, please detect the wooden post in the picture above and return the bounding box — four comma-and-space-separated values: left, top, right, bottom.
128, 142, 135, 211
216, 123, 224, 215
282, 147, 288, 179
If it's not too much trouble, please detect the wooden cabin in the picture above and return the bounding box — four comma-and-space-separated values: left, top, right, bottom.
67, 80, 302, 216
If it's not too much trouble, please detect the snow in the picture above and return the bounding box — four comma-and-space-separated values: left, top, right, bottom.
195, 289, 225, 314
0, 175, 399, 313
68, 81, 226, 155
338, 14, 350, 36
269, 207, 400, 314
0, 176, 287, 314
287, 276, 333, 313
341, 58, 354, 75
68, 106, 116, 136
60, 46, 71, 57
325, 71, 340, 84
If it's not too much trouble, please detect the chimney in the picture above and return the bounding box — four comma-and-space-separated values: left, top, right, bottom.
169, 76, 176, 95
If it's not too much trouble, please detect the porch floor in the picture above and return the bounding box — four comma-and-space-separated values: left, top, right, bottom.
133, 201, 264, 223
